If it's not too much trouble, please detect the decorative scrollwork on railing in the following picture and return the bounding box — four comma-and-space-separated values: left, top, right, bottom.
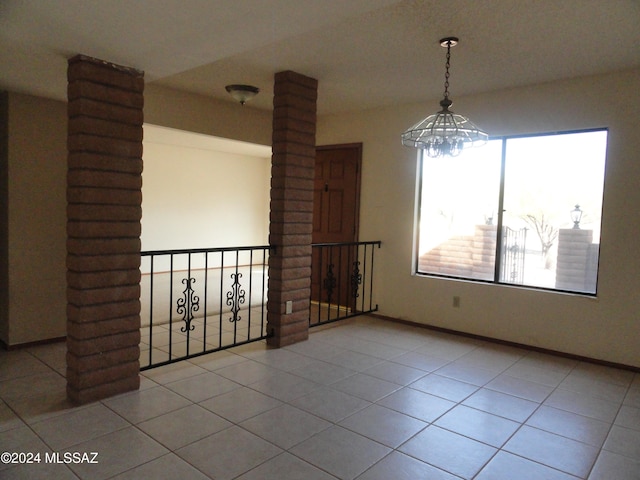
177, 277, 199, 332
351, 260, 362, 298
323, 263, 336, 303
226, 273, 246, 323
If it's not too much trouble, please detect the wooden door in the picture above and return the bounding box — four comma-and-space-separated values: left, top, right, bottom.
311, 144, 362, 308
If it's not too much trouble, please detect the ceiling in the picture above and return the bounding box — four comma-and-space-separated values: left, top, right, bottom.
1, 0, 639, 115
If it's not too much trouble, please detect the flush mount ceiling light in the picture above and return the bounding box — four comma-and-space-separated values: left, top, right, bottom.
402, 37, 488, 157
225, 84, 260, 105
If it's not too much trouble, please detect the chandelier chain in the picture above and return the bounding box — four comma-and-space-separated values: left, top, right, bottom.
443, 41, 452, 100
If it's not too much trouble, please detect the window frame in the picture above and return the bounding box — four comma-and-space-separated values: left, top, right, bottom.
413, 127, 608, 297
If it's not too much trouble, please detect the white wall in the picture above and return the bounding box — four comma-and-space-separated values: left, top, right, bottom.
317, 69, 640, 368
2, 93, 67, 345
145, 84, 272, 147
141, 125, 271, 252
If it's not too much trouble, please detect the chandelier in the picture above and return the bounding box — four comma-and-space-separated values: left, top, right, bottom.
402, 37, 487, 157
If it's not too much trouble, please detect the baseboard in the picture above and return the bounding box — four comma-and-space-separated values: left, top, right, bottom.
369, 313, 640, 374
1, 336, 66, 351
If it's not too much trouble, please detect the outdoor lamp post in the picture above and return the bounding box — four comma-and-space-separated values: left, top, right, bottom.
571, 204, 583, 229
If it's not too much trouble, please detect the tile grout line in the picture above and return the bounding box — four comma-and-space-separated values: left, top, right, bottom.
3, 318, 639, 479
582, 377, 635, 479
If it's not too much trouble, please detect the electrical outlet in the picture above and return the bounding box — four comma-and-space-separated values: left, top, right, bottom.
285, 300, 293, 314
452, 296, 461, 308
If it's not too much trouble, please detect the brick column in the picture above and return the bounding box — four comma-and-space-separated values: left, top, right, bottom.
267, 71, 317, 347
556, 228, 595, 292
66, 55, 143, 404
472, 225, 497, 280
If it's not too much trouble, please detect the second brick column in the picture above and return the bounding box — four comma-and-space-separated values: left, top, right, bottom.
267, 71, 318, 347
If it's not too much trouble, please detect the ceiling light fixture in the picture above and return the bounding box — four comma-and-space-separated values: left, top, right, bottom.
225, 84, 260, 105
402, 37, 488, 157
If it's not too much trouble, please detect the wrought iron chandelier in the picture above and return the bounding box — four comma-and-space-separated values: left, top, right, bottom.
402, 37, 488, 157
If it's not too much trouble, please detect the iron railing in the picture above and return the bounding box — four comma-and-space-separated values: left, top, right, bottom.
140, 246, 270, 370
310, 241, 381, 327
140, 240, 382, 369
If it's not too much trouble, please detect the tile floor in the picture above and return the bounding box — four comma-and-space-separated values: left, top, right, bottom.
1, 315, 640, 479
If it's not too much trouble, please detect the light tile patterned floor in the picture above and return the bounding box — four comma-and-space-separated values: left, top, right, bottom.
1, 316, 640, 479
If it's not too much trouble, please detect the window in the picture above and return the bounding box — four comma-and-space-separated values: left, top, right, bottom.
415, 129, 608, 294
